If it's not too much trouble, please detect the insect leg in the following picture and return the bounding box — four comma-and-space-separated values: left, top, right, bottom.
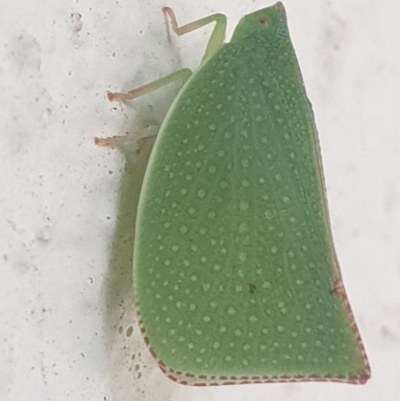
107, 68, 192, 103
162, 7, 227, 63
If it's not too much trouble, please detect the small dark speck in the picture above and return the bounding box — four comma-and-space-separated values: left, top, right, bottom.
71, 13, 83, 33
248, 283, 256, 294
380, 326, 399, 343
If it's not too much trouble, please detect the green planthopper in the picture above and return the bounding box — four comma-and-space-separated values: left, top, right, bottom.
97, 2, 370, 386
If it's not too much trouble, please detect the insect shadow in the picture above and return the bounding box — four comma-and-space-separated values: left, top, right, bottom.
101, 76, 182, 395
101, 128, 155, 394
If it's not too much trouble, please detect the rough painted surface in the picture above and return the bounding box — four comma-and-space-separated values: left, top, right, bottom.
134, 5, 369, 385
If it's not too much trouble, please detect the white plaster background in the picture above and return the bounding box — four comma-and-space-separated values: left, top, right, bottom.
1, 0, 399, 400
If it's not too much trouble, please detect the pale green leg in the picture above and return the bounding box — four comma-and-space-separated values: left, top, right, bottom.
95, 125, 159, 150
107, 68, 192, 102
162, 7, 227, 63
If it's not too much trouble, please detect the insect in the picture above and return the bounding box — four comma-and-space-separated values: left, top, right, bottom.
97, 2, 370, 386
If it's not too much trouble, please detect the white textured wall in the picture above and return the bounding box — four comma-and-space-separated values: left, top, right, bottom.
1, 0, 399, 400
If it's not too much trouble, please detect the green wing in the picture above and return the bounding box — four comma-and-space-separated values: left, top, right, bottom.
134, 12, 369, 386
